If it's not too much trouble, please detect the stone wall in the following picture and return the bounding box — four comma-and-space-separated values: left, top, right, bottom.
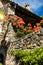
0, 1, 15, 15
0, 1, 43, 65
2, 23, 43, 50
0, 21, 43, 65
0, 22, 43, 65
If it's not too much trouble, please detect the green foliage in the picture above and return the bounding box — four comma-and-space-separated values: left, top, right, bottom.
10, 47, 43, 65
16, 29, 27, 37
14, 18, 18, 22
0, 63, 3, 65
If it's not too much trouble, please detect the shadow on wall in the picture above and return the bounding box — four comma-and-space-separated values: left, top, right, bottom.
0, 54, 3, 65
0, 41, 10, 65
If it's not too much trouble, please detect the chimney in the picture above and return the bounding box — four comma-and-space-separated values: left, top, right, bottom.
25, 4, 30, 10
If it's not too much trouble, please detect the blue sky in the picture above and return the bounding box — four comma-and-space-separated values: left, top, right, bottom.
13, 0, 43, 16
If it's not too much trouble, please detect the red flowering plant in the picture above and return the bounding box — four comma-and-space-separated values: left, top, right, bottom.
33, 25, 38, 32
7, 15, 26, 37
14, 17, 26, 37
33, 23, 41, 32
2, 15, 43, 37
25, 23, 33, 33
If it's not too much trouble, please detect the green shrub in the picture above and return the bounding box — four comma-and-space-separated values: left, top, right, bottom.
10, 47, 43, 65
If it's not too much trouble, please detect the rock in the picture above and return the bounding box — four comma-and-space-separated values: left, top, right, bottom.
32, 44, 37, 47
6, 54, 16, 65
36, 42, 41, 46
22, 45, 27, 49
26, 44, 33, 49
15, 44, 20, 49
40, 40, 43, 44
19, 43, 23, 48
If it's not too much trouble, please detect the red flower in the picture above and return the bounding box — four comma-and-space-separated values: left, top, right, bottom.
12, 22, 16, 26
37, 27, 41, 30
18, 21, 25, 25
34, 29, 38, 32
33, 26, 41, 32
27, 23, 32, 27
8, 15, 17, 19
27, 29, 31, 33
17, 18, 25, 25
33, 26, 38, 32
18, 24, 23, 29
